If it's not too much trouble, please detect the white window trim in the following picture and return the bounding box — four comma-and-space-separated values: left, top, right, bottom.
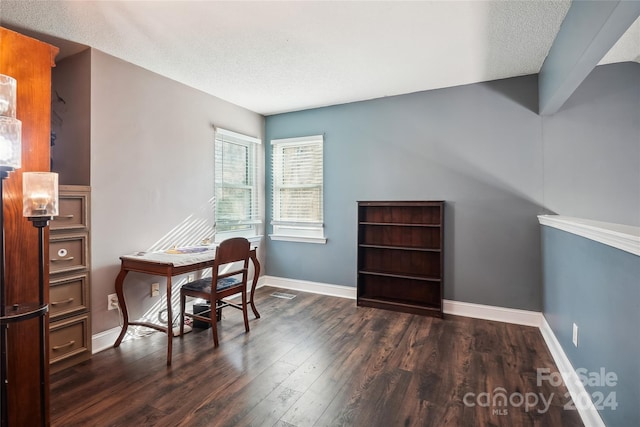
269, 234, 327, 244
270, 221, 327, 244
217, 127, 261, 145
214, 127, 262, 242
270, 134, 326, 244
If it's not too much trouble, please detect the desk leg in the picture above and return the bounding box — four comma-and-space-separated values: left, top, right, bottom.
113, 268, 130, 347
166, 275, 173, 366
249, 252, 261, 319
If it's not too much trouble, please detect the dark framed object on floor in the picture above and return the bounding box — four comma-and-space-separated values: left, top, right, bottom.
357, 201, 444, 317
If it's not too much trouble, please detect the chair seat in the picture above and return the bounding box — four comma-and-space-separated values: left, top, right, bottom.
182, 277, 241, 293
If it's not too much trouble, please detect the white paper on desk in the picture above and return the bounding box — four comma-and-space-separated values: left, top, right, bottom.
121, 246, 217, 266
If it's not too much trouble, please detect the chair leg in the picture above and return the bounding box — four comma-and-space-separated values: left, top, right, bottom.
242, 287, 250, 333
211, 300, 219, 347
179, 291, 185, 338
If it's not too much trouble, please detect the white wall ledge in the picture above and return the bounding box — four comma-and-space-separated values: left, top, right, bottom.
538, 215, 640, 257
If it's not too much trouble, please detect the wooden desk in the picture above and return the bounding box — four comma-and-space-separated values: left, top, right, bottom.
113, 247, 260, 365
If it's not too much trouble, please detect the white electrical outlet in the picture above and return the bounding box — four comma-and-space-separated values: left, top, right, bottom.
187, 274, 195, 283
107, 293, 119, 310
151, 282, 160, 297
572, 323, 579, 347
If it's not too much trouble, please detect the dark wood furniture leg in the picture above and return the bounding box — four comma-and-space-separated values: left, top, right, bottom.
113, 265, 174, 365
249, 250, 261, 319
113, 268, 130, 347
165, 274, 173, 365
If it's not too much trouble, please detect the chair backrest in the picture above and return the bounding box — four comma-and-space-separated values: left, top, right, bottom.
212, 237, 251, 283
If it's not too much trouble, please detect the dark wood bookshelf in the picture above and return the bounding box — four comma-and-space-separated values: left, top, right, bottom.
357, 201, 444, 317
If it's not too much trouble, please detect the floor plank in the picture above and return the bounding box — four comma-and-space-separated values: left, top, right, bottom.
51, 287, 584, 427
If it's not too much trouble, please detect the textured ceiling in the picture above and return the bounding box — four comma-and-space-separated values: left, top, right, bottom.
1, 1, 638, 115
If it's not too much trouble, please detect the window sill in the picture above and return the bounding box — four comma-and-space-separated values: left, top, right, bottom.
269, 234, 327, 244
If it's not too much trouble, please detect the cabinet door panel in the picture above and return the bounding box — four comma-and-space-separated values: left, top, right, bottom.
51, 194, 88, 231
49, 315, 90, 364
1, 27, 58, 426
49, 274, 88, 320
49, 234, 88, 274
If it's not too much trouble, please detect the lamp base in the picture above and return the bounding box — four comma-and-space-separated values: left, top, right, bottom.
27, 216, 54, 228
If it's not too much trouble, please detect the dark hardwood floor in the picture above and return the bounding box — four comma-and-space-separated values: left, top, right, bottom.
50, 287, 584, 427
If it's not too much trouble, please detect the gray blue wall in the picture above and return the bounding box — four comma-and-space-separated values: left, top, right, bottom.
264, 62, 640, 312
543, 62, 640, 227
542, 227, 639, 426
541, 62, 640, 426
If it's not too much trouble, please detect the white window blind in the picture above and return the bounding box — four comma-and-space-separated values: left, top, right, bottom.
271, 135, 326, 244
214, 128, 261, 236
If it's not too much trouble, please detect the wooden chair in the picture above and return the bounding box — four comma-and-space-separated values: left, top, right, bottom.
179, 237, 251, 347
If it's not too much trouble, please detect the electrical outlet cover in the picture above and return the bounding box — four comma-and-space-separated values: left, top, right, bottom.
107, 293, 118, 310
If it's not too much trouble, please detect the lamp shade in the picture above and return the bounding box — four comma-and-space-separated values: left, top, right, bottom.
23, 172, 59, 217
0, 74, 16, 118
0, 116, 21, 169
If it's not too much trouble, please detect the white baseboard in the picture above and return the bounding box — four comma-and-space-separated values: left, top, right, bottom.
261, 275, 541, 326
443, 299, 543, 327
259, 275, 357, 299
539, 317, 605, 427
92, 326, 122, 354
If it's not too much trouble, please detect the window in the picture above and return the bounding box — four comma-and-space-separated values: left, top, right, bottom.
270, 135, 326, 244
214, 128, 261, 239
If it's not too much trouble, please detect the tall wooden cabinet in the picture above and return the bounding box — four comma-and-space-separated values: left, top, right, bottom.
0, 27, 58, 426
49, 185, 91, 373
357, 201, 444, 317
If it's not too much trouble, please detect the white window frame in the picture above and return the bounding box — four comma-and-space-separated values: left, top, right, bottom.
214, 128, 262, 242
270, 135, 326, 244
